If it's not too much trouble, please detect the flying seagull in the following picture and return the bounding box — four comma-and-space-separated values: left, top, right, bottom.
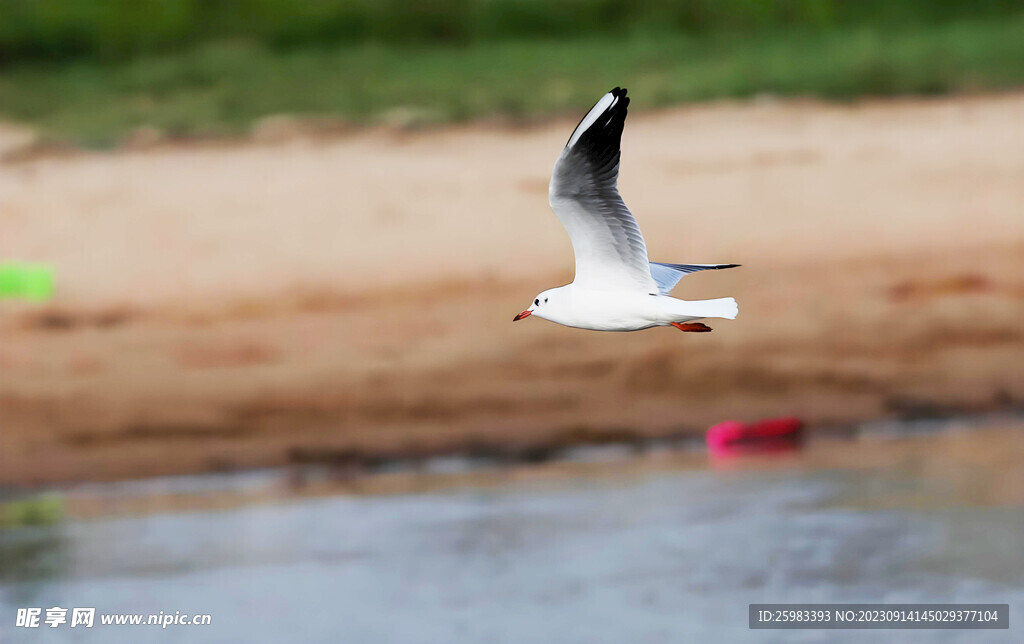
514, 87, 739, 333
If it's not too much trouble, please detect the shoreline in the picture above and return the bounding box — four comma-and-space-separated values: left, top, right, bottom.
14, 415, 1024, 523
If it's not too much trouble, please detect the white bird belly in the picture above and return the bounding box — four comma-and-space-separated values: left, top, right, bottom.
555, 291, 673, 332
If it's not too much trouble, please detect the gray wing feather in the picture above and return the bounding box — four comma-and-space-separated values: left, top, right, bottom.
549, 88, 657, 292
649, 262, 740, 295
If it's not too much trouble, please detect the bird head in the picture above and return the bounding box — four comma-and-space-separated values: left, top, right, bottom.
514, 288, 560, 322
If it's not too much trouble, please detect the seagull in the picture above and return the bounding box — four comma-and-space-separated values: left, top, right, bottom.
513, 87, 739, 333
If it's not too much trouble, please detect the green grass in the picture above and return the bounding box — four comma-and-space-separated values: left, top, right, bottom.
2, 14, 1024, 147
2, 0, 1017, 64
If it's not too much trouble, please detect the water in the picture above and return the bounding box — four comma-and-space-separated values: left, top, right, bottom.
2, 428, 1023, 642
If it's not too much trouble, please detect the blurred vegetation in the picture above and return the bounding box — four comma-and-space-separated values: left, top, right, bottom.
1, 0, 1020, 63
0, 0, 1023, 145
0, 494, 64, 528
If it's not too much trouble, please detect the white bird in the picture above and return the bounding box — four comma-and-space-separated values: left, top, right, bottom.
513, 87, 739, 333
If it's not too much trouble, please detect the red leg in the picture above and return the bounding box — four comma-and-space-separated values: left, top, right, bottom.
671, 322, 712, 332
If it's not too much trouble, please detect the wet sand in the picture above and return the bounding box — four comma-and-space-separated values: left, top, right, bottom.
2, 93, 1023, 485
57, 422, 1024, 521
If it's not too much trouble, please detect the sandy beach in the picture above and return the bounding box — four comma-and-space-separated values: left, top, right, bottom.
2, 93, 1023, 485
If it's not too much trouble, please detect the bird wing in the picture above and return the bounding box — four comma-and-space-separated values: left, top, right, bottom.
649, 262, 741, 295
548, 88, 657, 292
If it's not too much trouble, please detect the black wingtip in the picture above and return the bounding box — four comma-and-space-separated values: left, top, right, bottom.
692, 263, 741, 270
613, 87, 629, 111
610, 87, 629, 108
564, 87, 631, 149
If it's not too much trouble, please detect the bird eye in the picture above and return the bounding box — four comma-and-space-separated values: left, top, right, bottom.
544, 298, 548, 303
534, 299, 540, 306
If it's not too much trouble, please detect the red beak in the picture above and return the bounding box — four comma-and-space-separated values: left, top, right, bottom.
513, 310, 532, 321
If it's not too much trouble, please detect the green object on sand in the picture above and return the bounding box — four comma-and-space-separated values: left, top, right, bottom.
0, 263, 55, 300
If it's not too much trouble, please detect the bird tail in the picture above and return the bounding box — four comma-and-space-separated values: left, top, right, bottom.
673, 297, 738, 321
